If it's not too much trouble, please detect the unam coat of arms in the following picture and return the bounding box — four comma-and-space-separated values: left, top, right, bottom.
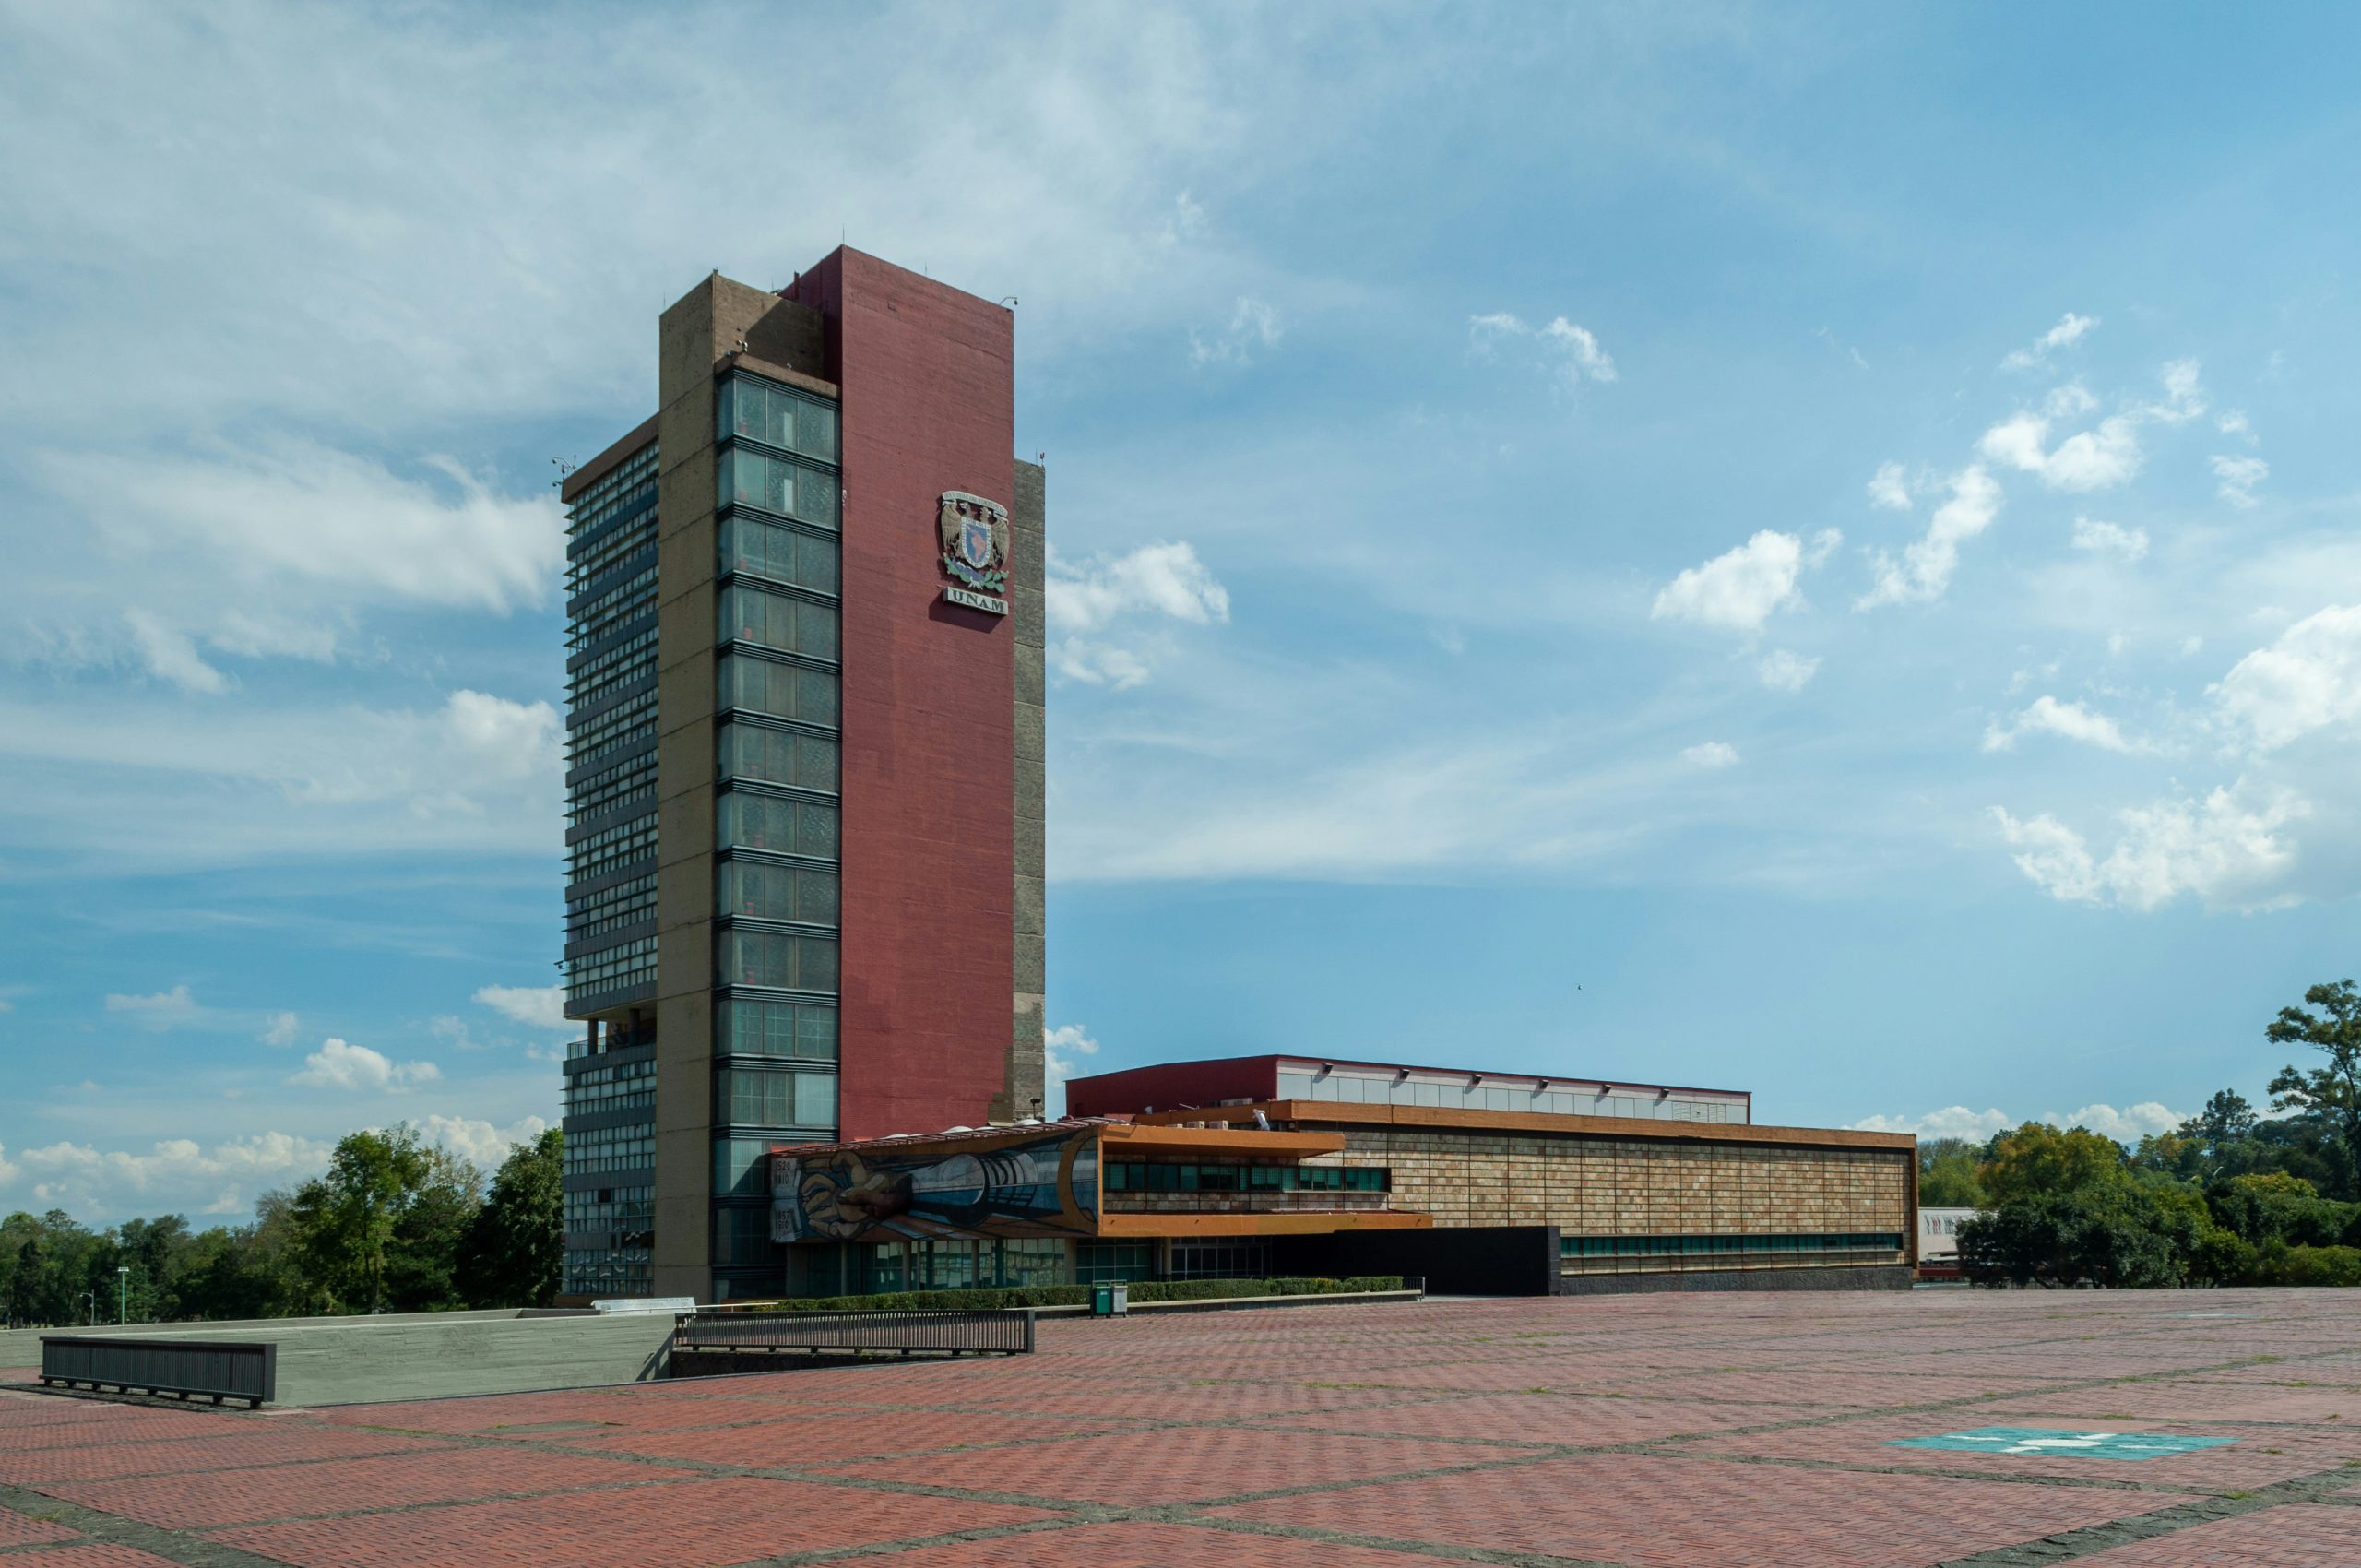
938, 491, 1010, 595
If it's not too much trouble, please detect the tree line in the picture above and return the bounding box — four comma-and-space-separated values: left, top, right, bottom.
0, 1124, 562, 1328
1926, 980, 2361, 1288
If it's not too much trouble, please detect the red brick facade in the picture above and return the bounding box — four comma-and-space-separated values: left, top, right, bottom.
787, 250, 1015, 1140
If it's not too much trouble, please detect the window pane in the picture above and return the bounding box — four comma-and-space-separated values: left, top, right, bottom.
794, 1071, 836, 1127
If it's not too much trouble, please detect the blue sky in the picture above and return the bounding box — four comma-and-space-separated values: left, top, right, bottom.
4, 3, 2359, 1220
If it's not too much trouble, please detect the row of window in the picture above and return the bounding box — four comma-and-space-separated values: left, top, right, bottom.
559, 451, 656, 554
717, 929, 839, 993
567, 689, 658, 767
564, 1123, 656, 1174
716, 792, 839, 861
719, 583, 839, 662
717, 652, 840, 728
1101, 1162, 1392, 1194
805, 1239, 1070, 1295
563, 1055, 657, 1117
718, 723, 838, 794
1559, 1232, 1906, 1258
567, 816, 658, 881
715, 997, 838, 1063
718, 374, 840, 466
561, 1249, 651, 1297
1169, 1239, 1273, 1280
722, 446, 840, 529
714, 1064, 837, 1131
564, 445, 658, 540
567, 939, 656, 1000
567, 873, 657, 943
567, 624, 659, 703
563, 1185, 651, 1236
568, 564, 655, 645
718, 861, 838, 926
570, 756, 655, 821
718, 515, 840, 598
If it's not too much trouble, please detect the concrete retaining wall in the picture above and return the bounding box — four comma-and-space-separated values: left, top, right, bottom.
3, 1310, 676, 1407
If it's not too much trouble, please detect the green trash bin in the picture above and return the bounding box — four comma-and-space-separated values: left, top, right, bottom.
1090, 1283, 1129, 1317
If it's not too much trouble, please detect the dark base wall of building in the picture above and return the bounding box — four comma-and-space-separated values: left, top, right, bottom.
1279, 1227, 1563, 1298
1557, 1264, 1916, 1296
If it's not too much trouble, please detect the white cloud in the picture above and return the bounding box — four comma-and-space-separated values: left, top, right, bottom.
420, 1113, 549, 1170
1680, 741, 1739, 768
52, 441, 564, 621
1999, 311, 2098, 371
1982, 695, 2141, 754
1978, 410, 2142, 493
474, 984, 570, 1032
104, 984, 196, 1023
2070, 517, 2149, 562
2043, 382, 2099, 418
2147, 359, 2208, 424
1653, 530, 1807, 633
0, 1130, 332, 1221
0, 685, 564, 866
259, 1011, 300, 1047
1044, 1023, 1101, 1118
2212, 454, 2268, 508
1757, 649, 1821, 693
1188, 296, 1282, 366
1468, 311, 1616, 384
290, 1038, 441, 1093
123, 610, 227, 694
1989, 782, 2308, 911
1046, 540, 1229, 690
1850, 1100, 2185, 1146
2213, 605, 2361, 751
2217, 410, 2252, 439
1857, 465, 2002, 609
1866, 462, 1913, 511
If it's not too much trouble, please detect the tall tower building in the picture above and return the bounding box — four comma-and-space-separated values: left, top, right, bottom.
557, 250, 1045, 1302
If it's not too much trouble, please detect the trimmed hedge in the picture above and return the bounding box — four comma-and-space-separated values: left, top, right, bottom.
722, 1275, 1406, 1314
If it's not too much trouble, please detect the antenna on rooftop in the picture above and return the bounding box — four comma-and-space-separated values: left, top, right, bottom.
551, 456, 576, 491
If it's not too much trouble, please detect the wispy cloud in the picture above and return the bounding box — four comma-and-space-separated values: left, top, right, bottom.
1999, 311, 2098, 371
1469, 311, 1617, 385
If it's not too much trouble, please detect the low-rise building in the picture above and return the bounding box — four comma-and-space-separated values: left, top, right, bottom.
765, 1054, 1918, 1296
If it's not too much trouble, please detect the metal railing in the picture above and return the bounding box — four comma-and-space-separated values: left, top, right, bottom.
674, 1308, 1034, 1359
42, 1336, 277, 1408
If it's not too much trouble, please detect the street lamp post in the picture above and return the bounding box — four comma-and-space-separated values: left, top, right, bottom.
82, 1291, 95, 1326
116, 1265, 129, 1325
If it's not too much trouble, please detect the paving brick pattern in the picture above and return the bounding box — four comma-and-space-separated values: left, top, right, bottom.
6, 1546, 185, 1567
0, 1498, 80, 1546
2070, 1503, 2361, 1565
8, 1288, 2361, 1567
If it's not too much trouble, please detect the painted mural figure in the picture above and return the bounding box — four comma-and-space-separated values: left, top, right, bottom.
774, 1125, 1098, 1244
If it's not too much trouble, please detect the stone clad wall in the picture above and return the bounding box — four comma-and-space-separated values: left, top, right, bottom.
1335, 1127, 1910, 1243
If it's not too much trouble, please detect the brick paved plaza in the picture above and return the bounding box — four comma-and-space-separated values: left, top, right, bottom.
6, 1289, 2361, 1567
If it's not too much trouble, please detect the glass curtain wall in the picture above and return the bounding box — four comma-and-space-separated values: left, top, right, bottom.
710, 373, 843, 1295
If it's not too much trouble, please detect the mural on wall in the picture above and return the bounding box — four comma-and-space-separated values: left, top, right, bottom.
771, 1124, 1099, 1244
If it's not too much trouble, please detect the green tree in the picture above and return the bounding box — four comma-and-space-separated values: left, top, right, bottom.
2268, 980, 2361, 1197
1917, 1137, 1987, 1206
384, 1146, 482, 1312
289, 1125, 437, 1313
1977, 1123, 2127, 1204
459, 1129, 564, 1308
1961, 1182, 2234, 1289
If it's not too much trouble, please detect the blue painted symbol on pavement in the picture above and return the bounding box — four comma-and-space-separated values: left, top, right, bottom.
1890, 1427, 2235, 1460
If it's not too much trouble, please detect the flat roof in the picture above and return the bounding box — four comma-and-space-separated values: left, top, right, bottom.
1068, 1052, 1749, 1101
1132, 1100, 1914, 1153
